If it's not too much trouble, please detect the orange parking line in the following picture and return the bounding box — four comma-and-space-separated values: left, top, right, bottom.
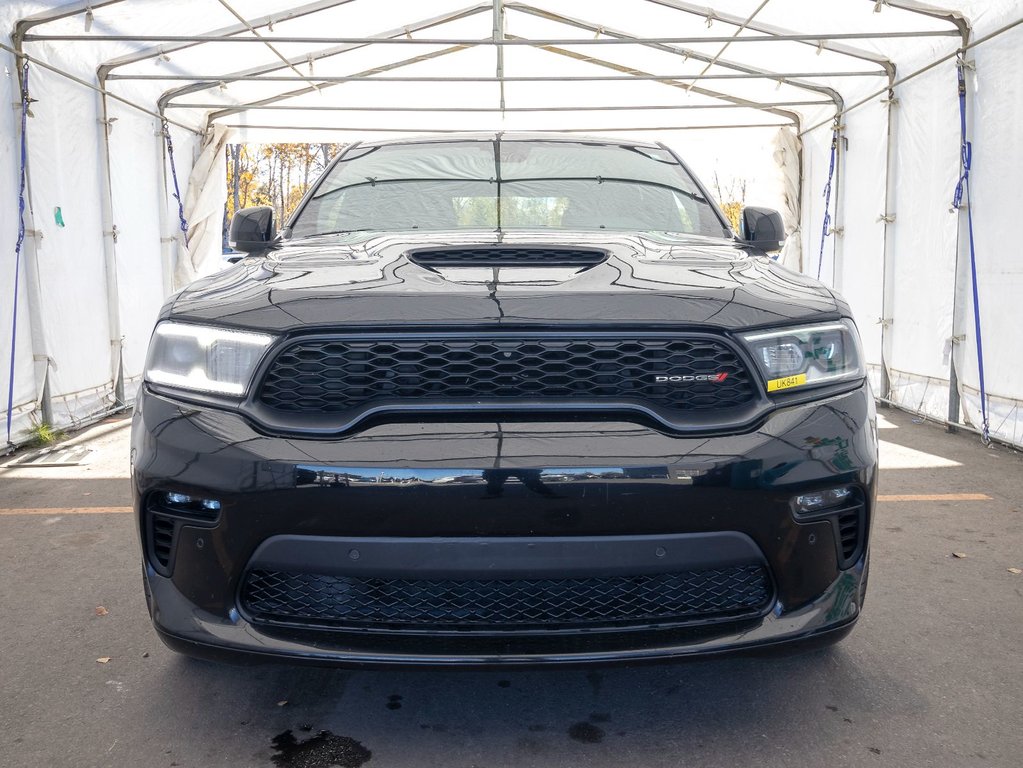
0, 506, 132, 516
878, 493, 991, 502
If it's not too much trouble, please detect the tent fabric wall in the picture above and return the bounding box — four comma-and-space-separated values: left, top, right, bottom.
1, 0, 1022, 450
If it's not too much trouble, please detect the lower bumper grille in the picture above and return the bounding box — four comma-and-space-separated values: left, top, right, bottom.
240, 565, 772, 632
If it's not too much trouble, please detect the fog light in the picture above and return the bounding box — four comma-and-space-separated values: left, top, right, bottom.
795, 486, 853, 514
162, 492, 221, 515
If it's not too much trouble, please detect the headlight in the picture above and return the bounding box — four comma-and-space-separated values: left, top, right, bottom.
144, 322, 275, 396
741, 319, 864, 393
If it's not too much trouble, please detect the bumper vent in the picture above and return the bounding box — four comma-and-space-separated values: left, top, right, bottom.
408, 246, 607, 267
257, 335, 756, 418
837, 508, 864, 567
144, 493, 222, 577
240, 564, 772, 632
148, 514, 176, 572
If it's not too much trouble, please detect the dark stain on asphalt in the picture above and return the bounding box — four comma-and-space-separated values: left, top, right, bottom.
568, 722, 605, 744
527, 725, 547, 732
497, 680, 511, 688
386, 694, 402, 711
270, 730, 372, 767
589, 713, 611, 723
585, 671, 603, 697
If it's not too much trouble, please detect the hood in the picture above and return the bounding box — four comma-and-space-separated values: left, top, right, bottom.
168, 230, 844, 333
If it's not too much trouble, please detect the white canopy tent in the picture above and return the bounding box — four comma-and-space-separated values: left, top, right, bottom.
2, 0, 1021, 449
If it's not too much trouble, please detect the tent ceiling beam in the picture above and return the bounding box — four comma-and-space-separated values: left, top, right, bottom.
506, 4, 845, 113
218, 123, 791, 133
883, 0, 970, 45
212, 0, 321, 85
799, 12, 1023, 136
205, 43, 473, 122
23, 31, 959, 45
14, 0, 124, 44
509, 36, 800, 125
98, 0, 359, 81
643, 0, 896, 76
120, 70, 888, 83
155, 3, 492, 111
0, 39, 201, 134
680, 0, 771, 89
171, 101, 834, 112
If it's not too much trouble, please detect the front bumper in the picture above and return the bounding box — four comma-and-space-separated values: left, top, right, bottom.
131, 383, 877, 666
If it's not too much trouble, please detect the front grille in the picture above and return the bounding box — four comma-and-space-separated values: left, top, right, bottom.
408, 247, 608, 267
257, 335, 756, 416
240, 565, 772, 631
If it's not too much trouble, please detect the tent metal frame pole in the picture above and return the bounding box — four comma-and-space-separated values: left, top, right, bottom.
218, 123, 792, 133
119, 70, 886, 82
494, 0, 506, 112
98, 0, 359, 80
168, 102, 835, 112
643, 0, 895, 77
9, 1, 130, 430
883, 1, 969, 431
155, 4, 493, 111
505, 4, 845, 112
680, 0, 771, 89
203, 44, 473, 122
0, 42, 201, 134
96, 90, 125, 409
878, 73, 898, 403
24, 30, 959, 44
213, 0, 322, 84
514, 37, 800, 126
799, 15, 1022, 137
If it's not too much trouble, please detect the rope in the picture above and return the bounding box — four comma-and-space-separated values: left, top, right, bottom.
5, 61, 30, 446
162, 123, 189, 235
951, 56, 989, 444
816, 124, 839, 280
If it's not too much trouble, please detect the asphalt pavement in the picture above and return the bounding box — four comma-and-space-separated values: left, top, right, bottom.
0, 407, 1021, 768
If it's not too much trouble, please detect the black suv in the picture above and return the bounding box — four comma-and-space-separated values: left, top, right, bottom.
131, 134, 876, 665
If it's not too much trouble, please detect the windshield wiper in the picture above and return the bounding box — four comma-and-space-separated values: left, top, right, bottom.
501, 175, 709, 204
297, 228, 375, 238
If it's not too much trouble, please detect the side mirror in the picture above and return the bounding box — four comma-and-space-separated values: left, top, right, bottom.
229, 206, 276, 253
741, 206, 785, 252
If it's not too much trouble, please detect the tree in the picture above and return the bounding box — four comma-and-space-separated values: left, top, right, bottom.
712, 171, 748, 232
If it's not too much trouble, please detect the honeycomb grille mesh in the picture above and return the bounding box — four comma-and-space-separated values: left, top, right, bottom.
408, 247, 607, 266
257, 336, 756, 414
241, 565, 772, 630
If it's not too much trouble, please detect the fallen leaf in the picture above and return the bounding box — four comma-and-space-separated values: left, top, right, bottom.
1008, 567, 1022, 575
276, 700, 288, 707
96, 657, 111, 664
952, 552, 967, 559
95, 606, 109, 616
141, 651, 150, 658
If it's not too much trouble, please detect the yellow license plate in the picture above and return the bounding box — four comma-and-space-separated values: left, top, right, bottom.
767, 373, 807, 392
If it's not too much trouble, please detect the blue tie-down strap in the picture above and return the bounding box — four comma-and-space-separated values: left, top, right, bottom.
6, 61, 30, 446
163, 123, 189, 235
950, 58, 989, 444
816, 126, 839, 280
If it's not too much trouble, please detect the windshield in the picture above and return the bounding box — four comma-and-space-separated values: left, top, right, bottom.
288, 139, 730, 239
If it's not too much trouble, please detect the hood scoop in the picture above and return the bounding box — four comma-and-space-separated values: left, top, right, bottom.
408, 246, 608, 269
